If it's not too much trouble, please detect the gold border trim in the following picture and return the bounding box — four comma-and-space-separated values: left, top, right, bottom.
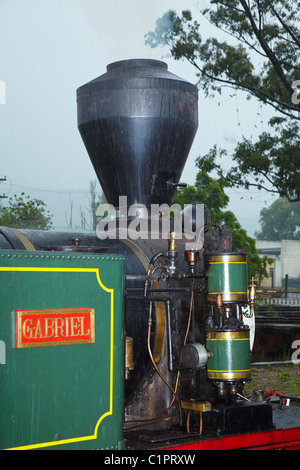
206, 254, 246, 263
207, 331, 250, 341
207, 295, 248, 303
208, 262, 246, 264
1, 266, 114, 450
207, 370, 251, 380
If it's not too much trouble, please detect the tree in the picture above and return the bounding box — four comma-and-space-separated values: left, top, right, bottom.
220, 117, 300, 202
145, 2, 300, 201
88, 180, 107, 230
255, 198, 300, 240
79, 180, 107, 230
0, 193, 53, 230
172, 155, 269, 282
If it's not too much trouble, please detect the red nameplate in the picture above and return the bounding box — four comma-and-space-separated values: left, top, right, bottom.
15, 308, 95, 348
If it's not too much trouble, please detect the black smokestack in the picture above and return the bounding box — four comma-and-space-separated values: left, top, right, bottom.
77, 59, 198, 208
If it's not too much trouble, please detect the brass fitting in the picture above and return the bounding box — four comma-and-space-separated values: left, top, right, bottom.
125, 336, 134, 380
169, 231, 176, 252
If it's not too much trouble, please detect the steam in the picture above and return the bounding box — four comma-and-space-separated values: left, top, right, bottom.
82, 0, 185, 60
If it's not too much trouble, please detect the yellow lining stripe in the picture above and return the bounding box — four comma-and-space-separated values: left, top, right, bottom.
207, 338, 249, 341
208, 369, 251, 373
3, 227, 36, 251
208, 291, 247, 295
208, 261, 246, 264
1, 266, 114, 451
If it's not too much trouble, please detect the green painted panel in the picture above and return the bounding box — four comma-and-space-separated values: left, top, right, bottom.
0, 251, 124, 450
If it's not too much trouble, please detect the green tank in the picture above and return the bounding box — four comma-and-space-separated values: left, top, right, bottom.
206, 330, 251, 381
0, 250, 124, 450
206, 253, 248, 303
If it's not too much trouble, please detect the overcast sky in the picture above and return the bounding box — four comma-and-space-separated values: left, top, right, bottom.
0, 0, 276, 234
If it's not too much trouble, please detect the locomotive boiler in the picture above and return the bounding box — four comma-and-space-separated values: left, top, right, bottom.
0, 59, 273, 450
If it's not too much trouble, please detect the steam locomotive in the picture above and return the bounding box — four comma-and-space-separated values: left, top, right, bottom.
0, 59, 274, 450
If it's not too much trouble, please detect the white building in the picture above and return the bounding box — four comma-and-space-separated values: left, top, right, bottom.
256, 240, 300, 289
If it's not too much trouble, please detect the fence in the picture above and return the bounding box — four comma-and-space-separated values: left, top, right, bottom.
268, 297, 300, 306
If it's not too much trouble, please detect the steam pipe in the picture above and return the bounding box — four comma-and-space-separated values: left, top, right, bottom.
165, 299, 173, 372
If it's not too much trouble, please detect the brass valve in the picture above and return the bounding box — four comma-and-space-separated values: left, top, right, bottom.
249, 276, 256, 305
169, 231, 176, 252
125, 336, 134, 380
248, 276, 257, 317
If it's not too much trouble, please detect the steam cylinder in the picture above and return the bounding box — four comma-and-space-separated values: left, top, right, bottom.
206, 253, 248, 303
76, 59, 198, 208
206, 330, 251, 381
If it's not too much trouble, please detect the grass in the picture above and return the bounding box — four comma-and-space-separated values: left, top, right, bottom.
244, 363, 300, 398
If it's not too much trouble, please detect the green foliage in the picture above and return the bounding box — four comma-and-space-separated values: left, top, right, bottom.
146, 2, 300, 201
0, 193, 53, 230
172, 156, 269, 282
146, 2, 300, 114
206, 119, 300, 202
279, 372, 290, 383
255, 198, 300, 240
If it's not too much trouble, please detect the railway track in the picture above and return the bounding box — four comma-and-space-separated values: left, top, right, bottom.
255, 306, 300, 326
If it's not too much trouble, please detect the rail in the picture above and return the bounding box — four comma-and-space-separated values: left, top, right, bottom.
255, 305, 300, 326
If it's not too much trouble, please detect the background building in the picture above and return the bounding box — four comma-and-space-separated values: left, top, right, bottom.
256, 240, 300, 291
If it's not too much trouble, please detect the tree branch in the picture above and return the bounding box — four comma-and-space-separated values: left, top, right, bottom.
213, 1, 245, 15
190, 59, 300, 119
239, 0, 295, 98
225, 178, 300, 202
238, 33, 268, 58
270, 5, 300, 49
